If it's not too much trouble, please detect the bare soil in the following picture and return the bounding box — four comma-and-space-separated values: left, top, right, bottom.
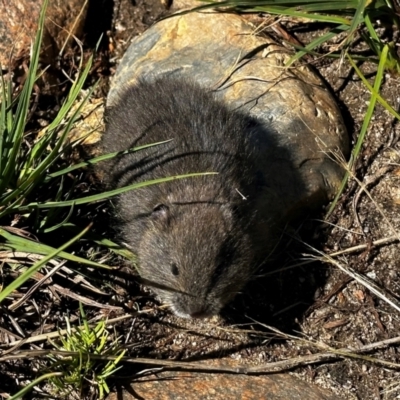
2, 1, 400, 399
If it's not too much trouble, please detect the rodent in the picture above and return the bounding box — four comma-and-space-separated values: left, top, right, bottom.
101, 76, 280, 319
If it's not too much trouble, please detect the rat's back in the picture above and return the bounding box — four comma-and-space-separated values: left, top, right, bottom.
101, 76, 261, 189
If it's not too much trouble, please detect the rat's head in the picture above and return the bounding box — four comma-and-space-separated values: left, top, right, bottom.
135, 202, 254, 318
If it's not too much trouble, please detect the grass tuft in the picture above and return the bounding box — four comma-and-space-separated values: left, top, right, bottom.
46, 303, 125, 399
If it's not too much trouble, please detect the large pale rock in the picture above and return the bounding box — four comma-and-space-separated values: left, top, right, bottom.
107, 2, 349, 220
0, 0, 88, 67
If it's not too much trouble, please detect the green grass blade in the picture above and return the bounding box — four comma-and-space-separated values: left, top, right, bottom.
326, 46, 388, 217
0, 223, 94, 303
249, 7, 352, 23
17, 52, 95, 189
178, 1, 353, 24
45, 62, 95, 134
0, 0, 49, 194
0, 227, 111, 269
346, 60, 400, 120
343, 0, 367, 46
38, 176, 68, 230
364, 12, 380, 42
94, 238, 137, 262
15, 172, 218, 212
288, 41, 379, 63
0, 70, 6, 179
349, 46, 389, 163
0, 70, 95, 215
62, 223, 137, 262
286, 24, 349, 66
45, 140, 173, 180
9, 372, 64, 400
41, 204, 75, 233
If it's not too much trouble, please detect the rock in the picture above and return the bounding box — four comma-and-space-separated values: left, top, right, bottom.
107, 368, 341, 399
0, 0, 88, 68
107, 1, 349, 220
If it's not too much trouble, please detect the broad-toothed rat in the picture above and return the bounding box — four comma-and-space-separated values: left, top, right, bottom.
101, 76, 279, 319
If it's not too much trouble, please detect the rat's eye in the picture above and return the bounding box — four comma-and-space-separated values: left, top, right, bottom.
171, 263, 179, 276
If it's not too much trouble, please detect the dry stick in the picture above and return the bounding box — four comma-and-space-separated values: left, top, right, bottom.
248, 322, 400, 372
314, 218, 363, 235
1, 253, 122, 311
328, 150, 400, 242
351, 171, 400, 242
329, 235, 399, 257
248, 335, 400, 373
0, 314, 140, 349
283, 153, 400, 266
0, 338, 29, 357
0, 252, 58, 263
57, 0, 89, 56
0, 325, 23, 342
1, 336, 400, 374
305, 249, 400, 314
264, 235, 399, 276
9, 260, 67, 311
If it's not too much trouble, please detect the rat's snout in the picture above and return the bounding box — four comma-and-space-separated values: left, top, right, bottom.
172, 294, 220, 319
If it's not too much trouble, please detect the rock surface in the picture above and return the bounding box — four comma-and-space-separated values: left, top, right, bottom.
108, 368, 341, 399
107, 1, 349, 220
0, 0, 88, 67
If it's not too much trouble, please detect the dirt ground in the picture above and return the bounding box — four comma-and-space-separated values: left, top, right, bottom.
2, 0, 400, 399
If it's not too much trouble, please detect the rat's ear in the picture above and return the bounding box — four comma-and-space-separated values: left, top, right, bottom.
152, 203, 170, 219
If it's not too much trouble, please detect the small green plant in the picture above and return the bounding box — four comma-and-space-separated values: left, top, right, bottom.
7, 304, 125, 400
47, 303, 125, 399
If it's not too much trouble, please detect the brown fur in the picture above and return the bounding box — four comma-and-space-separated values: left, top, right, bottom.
101, 76, 281, 318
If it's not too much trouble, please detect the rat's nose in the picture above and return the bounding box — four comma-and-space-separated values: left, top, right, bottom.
174, 297, 216, 319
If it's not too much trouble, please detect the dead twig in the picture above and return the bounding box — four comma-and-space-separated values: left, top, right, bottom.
329, 235, 399, 257
304, 249, 400, 314
2, 335, 400, 374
